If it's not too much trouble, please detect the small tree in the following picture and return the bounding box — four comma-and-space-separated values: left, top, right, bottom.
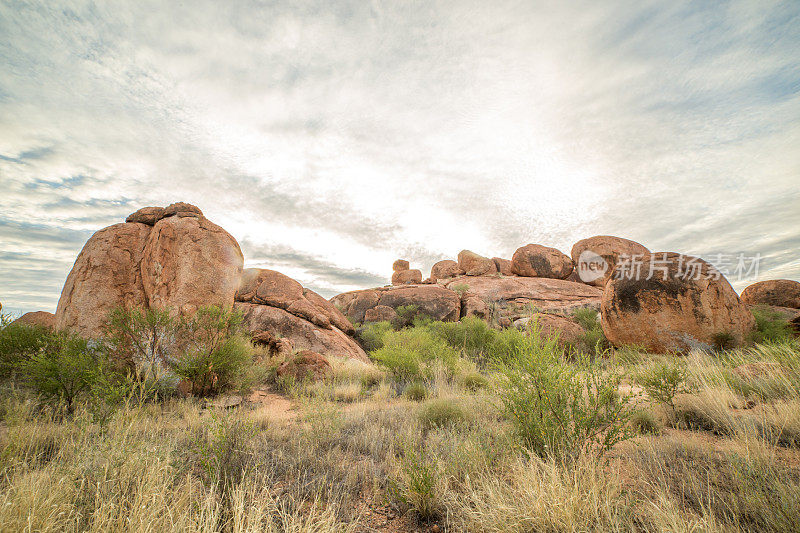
105, 306, 179, 376
635, 361, 691, 415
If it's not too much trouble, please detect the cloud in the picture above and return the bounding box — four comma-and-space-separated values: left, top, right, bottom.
0, 0, 798, 314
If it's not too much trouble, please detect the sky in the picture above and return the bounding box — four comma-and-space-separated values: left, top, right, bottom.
1, 0, 799, 316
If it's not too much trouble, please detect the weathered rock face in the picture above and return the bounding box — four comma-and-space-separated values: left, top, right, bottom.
493, 257, 514, 276
393, 259, 410, 271
126, 206, 165, 226
235, 302, 368, 362
364, 305, 398, 323
163, 202, 203, 218
392, 269, 423, 285
457, 250, 497, 276
601, 252, 755, 353
444, 275, 602, 322
235, 268, 354, 334
11, 311, 55, 330
430, 260, 464, 282
277, 350, 332, 382
141, 215, 243, 316
511, 244, 574, 279
331, 284, 461, 324
513, 313, 585, 346
55, 223, 151, 337
570, 235, 649, 287
741, 280, 800, 309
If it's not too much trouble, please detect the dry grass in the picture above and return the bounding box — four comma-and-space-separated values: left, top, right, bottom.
0, 339, 798, 532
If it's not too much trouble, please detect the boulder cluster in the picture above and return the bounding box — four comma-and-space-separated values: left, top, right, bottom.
23, 203, 800, 359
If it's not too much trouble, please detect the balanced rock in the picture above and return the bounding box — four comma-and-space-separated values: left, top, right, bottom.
601, 252, 755, 352
55, 222, 151, 337
392, 269, 422, 285
163, 202, 203, 218
741, 280, 800, 309
458, 250, 497, 276
141, 215, 243, 316
125, 206, 165, 226
511, 244, 574, 279
430, 260, 464, 282
11, 311, 55, 330
393, 259, 410, 271
571, 235, 649, 287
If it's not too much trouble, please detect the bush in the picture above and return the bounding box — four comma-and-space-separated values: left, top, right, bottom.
403, 382, 428, 401
19, 333, 102, 415
462, 370, 489, 391
359, 321, 393, 351
450, 283, 469, 298
750, 306, 794, 344
104, 306, 179, 375
496, 330, 633, 463
389, 445, 442, 520
713, 331, 737, 351
0, 320, 57, 379
419, 398, 468, 430
636, 361, 690, 414
428, 317, 497, 365
169, 307, 251, 396
631, 409, 662, 435
371, 327, 459, 382
572, 308, 610, 354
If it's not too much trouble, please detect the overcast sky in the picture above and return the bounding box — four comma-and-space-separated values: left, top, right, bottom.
1, 0, 798, 315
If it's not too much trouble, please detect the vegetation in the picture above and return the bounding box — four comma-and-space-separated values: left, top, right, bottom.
751, 305, 795, 343
0, 305, 798, 531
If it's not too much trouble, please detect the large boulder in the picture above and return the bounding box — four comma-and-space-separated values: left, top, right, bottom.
331, 284, 461, 324
444, 275, 602, 322
570, 235, 649, 287
392, 269, 423, 285
513, 313, 585, 346
277, 350, 332, 382
493, 257, 514, 276
511, 244, 574, 279
235, 302, 368, 362
430, 260, 464, 282
55, 222, 151, 337
393, 259, 410, 271
11, 311, 55, 330
141, 215, 243, 316
457, 250, 497, 276
125, 206, 165, 226
741, 280, 800, 309
601, 252, 755, 353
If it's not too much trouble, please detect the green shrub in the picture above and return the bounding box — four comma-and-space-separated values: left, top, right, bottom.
487, 323, 554, 367
403, 381, 428, 401
450, 283, 469, 298
419, 398, 468, 430
572, 308, 610, 354
0, 321, 57, 379
189, 413, 257, 488
19, 333, 102, 415
496, 331, 633, 463
750, 306, 794, 344
359, 321, 393, 351
371, 327, 459, 382
389, 445, 442, 520
104, 306, 179, 375
636, 361, 690, 414
428, 317, 498, 365
462, 370, 489, 391
713, 331, 737, 351
631, 409, 661, 435
169, 307, 251, 396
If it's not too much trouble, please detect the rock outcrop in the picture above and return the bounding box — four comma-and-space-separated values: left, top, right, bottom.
11, 311, 55, 330
55, 222, 151, 338
331, 284, 461, 324
493, 257, 514, 276
601, 252, 755, 352
390, 258, 423, 285
510, 244, 574, 279
570, 235, 649, 287
430, 259, 464, 282
142, 215, 243, 315
513, 313, 585, 346
276, 350, 332, 382
235, 302, 368, 362
741, 280, 800, 309
444, 275, 602, 322
457, 250, 497, 276
125, 206, 165, 226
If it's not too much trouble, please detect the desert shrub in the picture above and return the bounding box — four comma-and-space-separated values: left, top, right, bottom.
496, 332, 633, 462
19, 332, 102, 415
0, 320, 58, 379
389, 445, 442, 520
462, 370, 489, 391
419, 398, 468, 430
713, 331, 737, 350
189, 413, 257, 488
750, 305, 794, 344
450, 282, 469, 298
631, 409, 661, 435
635, 361, 690, 414
359, 321, 393, 351
572, 308, 610, 354
169, 307, 251, 396
104, 306, 179, 375
428, 317, 498, 365
403, 381, 428, 401
487, 322, 555, 367
371, 327, 459, 382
